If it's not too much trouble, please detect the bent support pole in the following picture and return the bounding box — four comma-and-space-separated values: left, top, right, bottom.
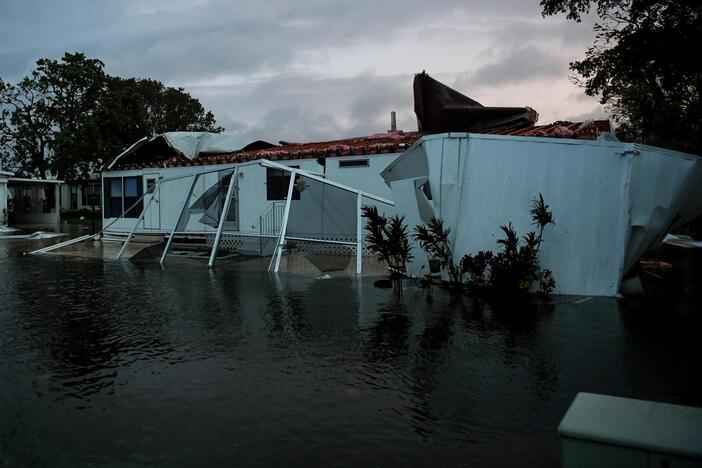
28, 191, 151, 255
28, 234, 96, 255
160, 174, 199, 266
269, 170, 296, 273
116, 181, 161, 260
208, 168, 238, 268
356, 193, 363, 275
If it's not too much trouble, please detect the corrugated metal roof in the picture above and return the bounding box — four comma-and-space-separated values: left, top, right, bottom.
108, 121, 613, 170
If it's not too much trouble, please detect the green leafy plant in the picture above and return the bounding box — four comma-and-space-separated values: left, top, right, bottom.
459, 250, 493, 297
414, 217, 464, 288
1, 52, 223, 181
362, 205, 413, 298
541, 1, 701, 157
418, 194, 557, 299
1, 207, 7, 225
482, 193, 556, 298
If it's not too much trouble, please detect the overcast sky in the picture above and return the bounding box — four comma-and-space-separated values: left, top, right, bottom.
0, 0, 607, 143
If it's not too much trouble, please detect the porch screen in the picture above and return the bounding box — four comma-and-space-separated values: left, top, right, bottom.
283, 173, 359, 264
171, 169, 237, 235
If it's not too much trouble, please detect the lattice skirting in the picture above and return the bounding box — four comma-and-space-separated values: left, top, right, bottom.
206, 233, 373, 256
205, 234, 246, 252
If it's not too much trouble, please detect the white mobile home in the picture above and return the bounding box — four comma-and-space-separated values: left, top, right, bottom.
0, 170, 63, 226
59, 177, 101, 211
100, 131, 417, 241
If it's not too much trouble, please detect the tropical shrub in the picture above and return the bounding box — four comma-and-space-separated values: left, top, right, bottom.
459, 250, 493, 296
415, 194, 556, 299
362, 205, 413, 297
466, 193, 556, 298
414, 217, 464, 287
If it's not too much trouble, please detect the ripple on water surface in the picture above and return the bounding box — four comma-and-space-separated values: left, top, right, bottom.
0, 243, 701, 466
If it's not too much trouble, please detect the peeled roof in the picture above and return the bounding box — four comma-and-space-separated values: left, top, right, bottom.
107, 132, 249, 170
108, 121, 613, 171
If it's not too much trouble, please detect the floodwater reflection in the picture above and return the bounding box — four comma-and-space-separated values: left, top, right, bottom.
0, 241, 700, 466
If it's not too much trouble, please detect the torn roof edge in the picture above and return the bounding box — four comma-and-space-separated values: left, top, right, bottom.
106, 120, 613, 171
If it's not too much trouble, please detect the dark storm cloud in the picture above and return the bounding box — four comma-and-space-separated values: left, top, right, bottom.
0, 0, 539, 81
0, 0, 599, 141
455, 45, 566, 90
191, 73, 415, 142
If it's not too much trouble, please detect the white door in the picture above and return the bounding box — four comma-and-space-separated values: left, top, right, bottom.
143, 173, 161, 231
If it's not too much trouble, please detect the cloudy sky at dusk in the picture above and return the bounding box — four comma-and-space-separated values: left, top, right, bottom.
0, 0, 607, 143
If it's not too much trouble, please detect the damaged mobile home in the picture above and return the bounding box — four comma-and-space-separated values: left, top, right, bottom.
32, 72, 702, 297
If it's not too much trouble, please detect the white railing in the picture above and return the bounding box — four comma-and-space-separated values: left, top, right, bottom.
254, 202, 286, 237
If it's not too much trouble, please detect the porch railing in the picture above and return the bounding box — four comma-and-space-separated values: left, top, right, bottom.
254, 202, 286, 237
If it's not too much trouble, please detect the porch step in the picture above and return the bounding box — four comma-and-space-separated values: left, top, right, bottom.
102, 232, 130, 243
102, 231, 164, 244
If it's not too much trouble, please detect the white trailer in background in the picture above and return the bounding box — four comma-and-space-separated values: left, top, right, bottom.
382, 132, 702, 297
0, 171, 64, 226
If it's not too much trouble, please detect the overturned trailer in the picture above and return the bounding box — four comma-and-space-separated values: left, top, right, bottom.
383, 132, 702, 297
376, 73, 702, 297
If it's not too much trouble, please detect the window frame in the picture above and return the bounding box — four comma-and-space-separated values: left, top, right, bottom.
338, 158, 369, 168
103, 175, 143, 218
266, 166, 301, 201
70, 185, 78, 210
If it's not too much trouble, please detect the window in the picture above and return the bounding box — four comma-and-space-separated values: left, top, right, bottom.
266, 167, 300, 201
82, 183, 100, 206
123, 177, 141, 217
339, 159, 369, 168
70, 186, 78, 210
22, 187, 32, 213
104, 176, 143, 218
220, 174, 237, 222
420, 181, 433, 200
109, 178, 122, 217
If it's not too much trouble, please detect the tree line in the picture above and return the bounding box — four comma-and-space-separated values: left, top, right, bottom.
541, 0, 701, 156
0, 52, 222, 182
2, 3, 700, 181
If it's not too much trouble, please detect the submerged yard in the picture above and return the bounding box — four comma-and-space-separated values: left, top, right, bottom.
1, 237, 701, 466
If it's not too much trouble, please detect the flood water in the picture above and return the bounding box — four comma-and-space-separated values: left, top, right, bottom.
1, 236, 701, 466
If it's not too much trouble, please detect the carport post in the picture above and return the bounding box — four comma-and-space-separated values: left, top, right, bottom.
208, 167, 238, 268
356, 193, 363, 275
160, 174, 199, 266
270, 170, 296, 273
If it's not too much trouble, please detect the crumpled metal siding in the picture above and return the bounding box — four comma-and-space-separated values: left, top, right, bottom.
384, 133, 702, 297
